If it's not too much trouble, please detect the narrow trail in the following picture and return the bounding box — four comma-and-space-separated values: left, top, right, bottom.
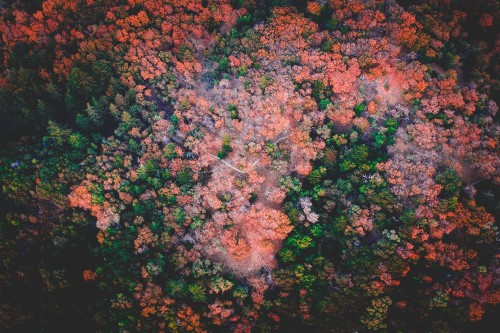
168, 68, 323, 277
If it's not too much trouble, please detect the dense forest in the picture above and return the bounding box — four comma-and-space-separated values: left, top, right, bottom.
0, 0, 498, 332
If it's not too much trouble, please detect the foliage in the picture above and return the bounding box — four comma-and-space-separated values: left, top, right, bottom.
0, 0, 498, 332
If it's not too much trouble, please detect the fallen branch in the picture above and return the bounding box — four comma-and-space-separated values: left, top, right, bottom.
273, 134, 290, 145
